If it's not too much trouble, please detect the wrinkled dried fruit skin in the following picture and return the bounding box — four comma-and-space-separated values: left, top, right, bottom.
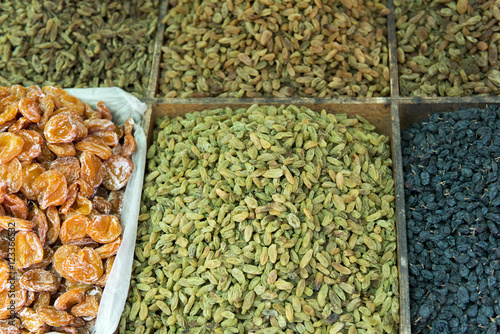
37, 306, 74, 327
18, 307, 46, 332
102, 155, 134, 191
120, 134, 136, 157
0, 216, 35, 231
95, 256, 115, 287
71, 295, 99, 318
0, 102, 18, 127
3, 194, 28, 219
0, 132, 24, 164
75, 135, 112, 160
59, 183, 78, 215
21, 163, 45, 200
20, 269, 60, 292
87, 215, 121, 243
16, 130, 43, 162
96, 101, 112, 120
31, 206, 47, 245
0, 261, 8, 290
54, 288, 86, 311
15, 231, 44, 269
45, 206, 61, 245
47, 143, 76, 157
63, 194, 93, 218
18, 97, 41, 123
80, 152, 105, 189
0, 282, 26, 319
92, 196, 111, 215
60, 215, 90, 244
42, 86, 84, 116
63, 248, 103, 284
50, 157, 80, 184
44, 113, 84, 144
31, 169, 68, 209
95, 238, 121, 259
84, 118, 115, 133
6, 158, 22, 193
92, 131, 119, 147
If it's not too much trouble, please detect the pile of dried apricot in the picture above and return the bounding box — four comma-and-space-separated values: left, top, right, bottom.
0, 85, 136, 333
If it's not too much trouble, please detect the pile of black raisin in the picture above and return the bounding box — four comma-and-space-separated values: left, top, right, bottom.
402, 106, 500, 334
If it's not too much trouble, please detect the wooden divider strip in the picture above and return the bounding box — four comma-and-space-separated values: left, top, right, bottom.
388, 0, 400, 97
146, 0, 169, 99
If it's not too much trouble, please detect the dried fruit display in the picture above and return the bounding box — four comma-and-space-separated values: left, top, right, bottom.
1, 85, 136, 333
121, 105, 399, 333
402, 107, 500, 333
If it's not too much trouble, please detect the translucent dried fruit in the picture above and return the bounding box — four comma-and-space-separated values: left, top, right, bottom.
47, 143, 76, 157
50, 157, 80, 184
19, 307, 46, 332
80, 152, 105, 189
0, 132, 24, 164
16, 130, 43, 162
21, 163, 45, 200
93, 196, 111, 214
84, 118, 115, 133
73, 179, 94, 198
46, 206, 61, 245
20, 269, 60, 292
15, 231, 44, 269
71, 295, 99, 318
63, 247, 103, 284
75, 135, 112, 160
3, 194, 27, 219
96, 256, 115, 287
0, 102, 18, 127
31, 206, 48, 246
87, 215, 121, 243
124, 118, 134, 136
96, 101, 112, 120
64, 194, 93, 218
0, 282, 26, 319
38, 94, 55, 129
18, 97, 41, 122
0, 216, 35, 231
44, 113, 83, 144
6, 157, 22, 193
60, 215, 90, 244
31, 169, 68, 209
8, 116, 31, 133
59, 183, 78, 215
102, 155, 134, 191
120, 134, 136, 157
54, 288, 86, 311
0, 231, 9, 259
108, 190, 124, 214
93, 130, 119, 147
11, 85, 26, 99
36, 141, 56, 164
0, 261, 7, 291
27, 245, 53, 270
42, 86, 84, 116
37, 306, 74, 327
64, 237, 99, 248
95, 238, 121, 259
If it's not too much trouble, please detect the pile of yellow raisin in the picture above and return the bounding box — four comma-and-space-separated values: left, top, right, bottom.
0, 85, 136, 333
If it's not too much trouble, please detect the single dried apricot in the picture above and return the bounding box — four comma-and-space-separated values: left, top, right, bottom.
0, 120, 15, 133
70, 295, 99, 318
72, 179, 94, 198
25, 291, 36, 307
120, 134, 136, 157
96, 101, 113, 120
60, 215, 89, 244
50, 157, 80, 184
0, 260, 7, 291
15, 231, 44, 269
0, 216, 35, 231
92, 130, 119, 147
80, 151, 105, 189
33, 291, 51, 311
35, 140, 57, 164
18, 307, 47, 332
20, 269, 60, 292
38, 306, 74, 327
63, 193, 93, 218
11, 84, 27, 99
47, 142, 76, 157
45, 206, 60, 245
31, 169, 68, 209
16, 130, 43, 162
75, 135, 112, 160
6, 157, 22, 193
0, 132, 24, 164
87, 215, 121, 243
3, 194, 28, 219
18, 97, 41, 122
84, 118, 115, 133
102, 155, 134, 191
44, 113, 83, 144
0, 101, 18, 127
7, 116, 31, 133
20, 163, 45, 200
59, 183, 78, 215
27, 245, 53, 270
54, 288, 86, 311
63, 247, 103, 284
95, 238, 121, 259
92, 196, 112, 215
38, 94, 55, 129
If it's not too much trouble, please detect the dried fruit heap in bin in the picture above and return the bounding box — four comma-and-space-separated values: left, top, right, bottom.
0, 85, 136, 333
122, 105, 399, 333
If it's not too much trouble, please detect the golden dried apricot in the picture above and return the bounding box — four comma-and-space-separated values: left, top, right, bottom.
0, 101, 18, 127
20, 163, 45, 200
96, 101, 112, 120
31, 169, 68, 209
95, 256, 115, 287
18, 97, 41, 123
92, 196, 111, 215
70, 295, 99, 318
31, 206, 48, 246
63, 247, 103, 284
0, 282, 26, 319
3, 194, 28, 219
59, 183, 78, 215
75, 135, 112, 160
54, 288, 86, 311
95, 238, 121, 259
87, 215, 121, 243
43, 113, 84, 144
15, 231, 44, 269
0, 216, 35, 231
0, 260, 8, 291
16, 130, 43, 162
50, 157, 80, 184
84, 118, 115, 133
63, 194, 93, 218
0, 132, 24, 164
60, 215, 89, 244
120, 134, 136, 157
38, 94, 54, 129
20, 269, 60, 292
18, 307, 46, 332
45, 206, 60, 245
92, 130, 119, 147
8, 116, 31, 133
6, 157, 22, 193
47, 142, 76, 157
102, 155, 134, 191
53, 245, 80, 277
42, 86, 84, 116
80, 151, 105, 189
37, 306, 74, 327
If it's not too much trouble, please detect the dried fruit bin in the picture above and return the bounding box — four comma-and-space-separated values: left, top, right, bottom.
132, 98, 412, 334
